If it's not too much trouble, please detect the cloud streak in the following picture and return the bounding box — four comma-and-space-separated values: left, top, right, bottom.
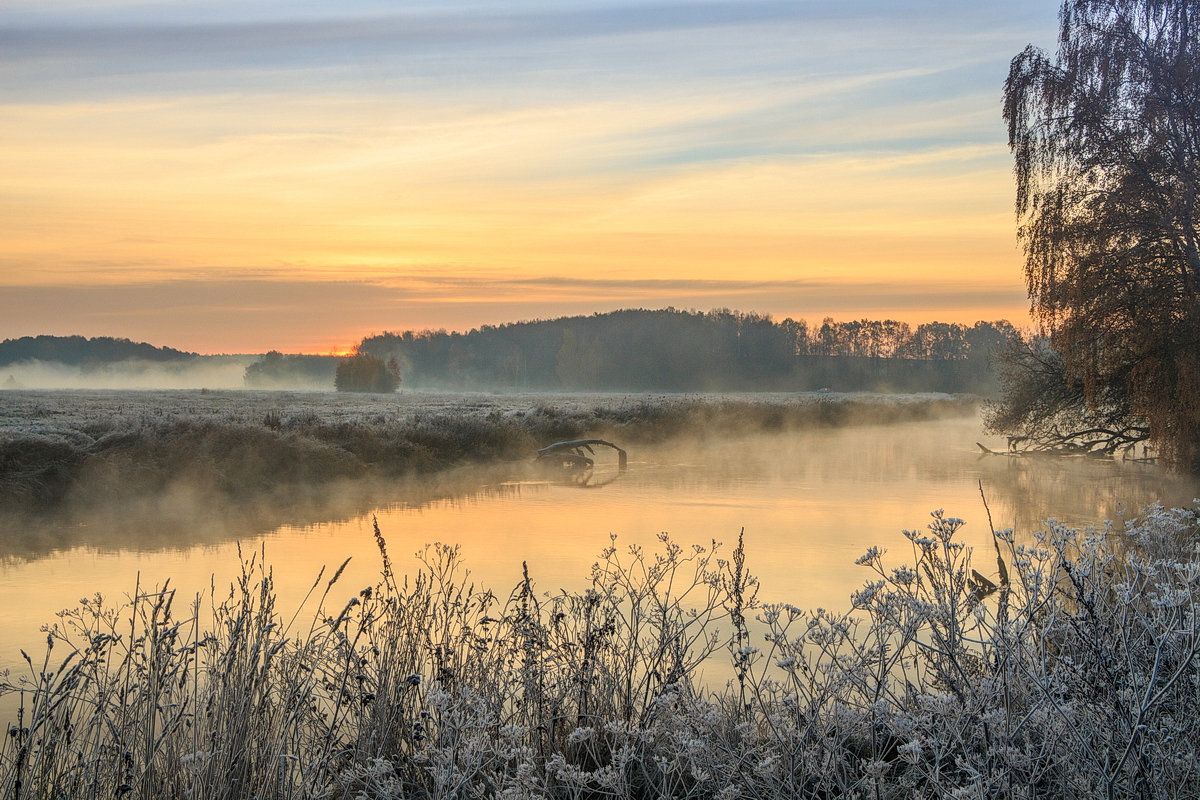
0, 0, 1056, 349
1, 1, 1054, 106
1, 1, 1047, 57
3, 1, 817, 55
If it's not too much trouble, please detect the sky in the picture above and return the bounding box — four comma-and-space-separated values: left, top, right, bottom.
0, 0, 1060, 354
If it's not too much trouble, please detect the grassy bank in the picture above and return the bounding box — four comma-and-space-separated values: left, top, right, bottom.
1, 506, 1197, 799
0, 391, 977, 509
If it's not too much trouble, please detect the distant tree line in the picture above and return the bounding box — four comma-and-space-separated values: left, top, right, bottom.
0, 335, 195, 367
244, 351, 339, 389
2, 316, 1021, 395
358, 309, 1020, 393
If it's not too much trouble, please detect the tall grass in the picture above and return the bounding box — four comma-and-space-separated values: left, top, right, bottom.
3, 504, 1196, 799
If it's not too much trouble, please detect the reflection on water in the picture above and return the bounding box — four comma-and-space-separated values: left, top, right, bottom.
1, 415, 1197, 686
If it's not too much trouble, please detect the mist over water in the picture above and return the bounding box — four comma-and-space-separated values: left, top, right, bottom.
2, 409, 1195, 703
0, 357, 257, 391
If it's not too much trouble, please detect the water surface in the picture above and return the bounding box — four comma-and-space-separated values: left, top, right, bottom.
2, 415, 1196, 689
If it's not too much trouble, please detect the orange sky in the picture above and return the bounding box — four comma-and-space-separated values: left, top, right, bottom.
0, 1, 1055, 354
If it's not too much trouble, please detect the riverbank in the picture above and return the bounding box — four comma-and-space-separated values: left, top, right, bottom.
0, 390, 978, 510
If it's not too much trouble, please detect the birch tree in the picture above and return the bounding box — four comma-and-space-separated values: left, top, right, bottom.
1003, 0, 1200, 469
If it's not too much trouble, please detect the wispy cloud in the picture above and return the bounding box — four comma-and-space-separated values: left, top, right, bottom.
0, 0, 1056, 349
1, 0, 1049, 52
1, 1, 1053, 103
3, 1, 816, 52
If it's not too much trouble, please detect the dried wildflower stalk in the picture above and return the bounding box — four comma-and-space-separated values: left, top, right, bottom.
1, 505, 1197, 799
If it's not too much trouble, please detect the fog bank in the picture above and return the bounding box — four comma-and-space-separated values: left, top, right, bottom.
0, 356, 259, 391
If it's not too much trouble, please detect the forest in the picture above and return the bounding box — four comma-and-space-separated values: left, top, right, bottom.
357, 309, 1018, 393
1, 314, 1019, 394
0, 335, 195, 367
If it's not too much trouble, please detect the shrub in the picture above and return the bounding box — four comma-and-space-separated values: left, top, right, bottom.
335, 354, 401, 393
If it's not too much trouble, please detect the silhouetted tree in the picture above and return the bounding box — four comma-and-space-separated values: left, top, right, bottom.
335, 353, 401, 393
987, 337, 1150, 456
965, 320, 1021, 364
900, 322, 969, 360
1003, 0, 1200, 469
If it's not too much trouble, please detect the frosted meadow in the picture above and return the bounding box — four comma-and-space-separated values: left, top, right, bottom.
1, 390, 1198, 799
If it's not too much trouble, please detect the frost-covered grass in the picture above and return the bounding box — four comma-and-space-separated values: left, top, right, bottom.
0, 390, 977, 508
1, 506, 1197, 799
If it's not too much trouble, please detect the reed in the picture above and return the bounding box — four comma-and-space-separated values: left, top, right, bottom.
2, 503, 1196, 799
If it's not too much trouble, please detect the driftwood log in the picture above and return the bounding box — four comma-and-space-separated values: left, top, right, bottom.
536, 439, 628, 472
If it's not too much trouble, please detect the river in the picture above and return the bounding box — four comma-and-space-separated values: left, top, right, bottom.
2, 412, 1196, 698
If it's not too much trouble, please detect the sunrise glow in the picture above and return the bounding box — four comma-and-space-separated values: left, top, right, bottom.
1, 0, 1057, 352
